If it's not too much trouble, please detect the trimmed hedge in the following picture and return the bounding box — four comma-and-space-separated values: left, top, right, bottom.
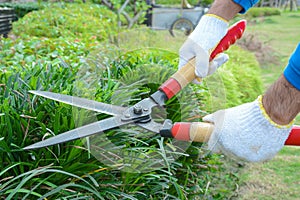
0, 2, 42, 19
12, 3, 118, 41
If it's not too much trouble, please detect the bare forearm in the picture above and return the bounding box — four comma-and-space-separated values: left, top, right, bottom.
208, 0, 243, 21
263, 75, 300, 125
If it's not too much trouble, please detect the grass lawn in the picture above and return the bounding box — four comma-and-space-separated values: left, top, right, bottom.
245, 10, 300, 87
236, 10, 300, 199
238, 147, 300, 200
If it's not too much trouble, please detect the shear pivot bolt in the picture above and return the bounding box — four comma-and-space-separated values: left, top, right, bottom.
133, 105, 143, 115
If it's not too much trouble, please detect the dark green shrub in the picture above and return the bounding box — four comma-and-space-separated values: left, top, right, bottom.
12, 3, 118, 41
0, 2, 42, 19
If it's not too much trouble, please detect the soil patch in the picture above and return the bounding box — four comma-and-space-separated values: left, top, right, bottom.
237, 32, 280, 67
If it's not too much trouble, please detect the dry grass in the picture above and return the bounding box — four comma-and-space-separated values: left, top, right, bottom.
237, 32, 281, 67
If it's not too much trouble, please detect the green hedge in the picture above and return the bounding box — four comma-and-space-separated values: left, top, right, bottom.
0, 2, 42, 19
0, 7, 263, 198
155, 0, 212, 6
244, 7, 281, 18
12, 3, 118, 41
0, 34, 261, 198
0, 34, 260, 199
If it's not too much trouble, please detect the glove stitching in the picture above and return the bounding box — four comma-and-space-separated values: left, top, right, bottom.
205, 14, 228, 23
257, 95, 294, 129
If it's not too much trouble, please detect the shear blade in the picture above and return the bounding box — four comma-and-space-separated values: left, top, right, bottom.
23, 116, 130, 150
29, 90, 126, 116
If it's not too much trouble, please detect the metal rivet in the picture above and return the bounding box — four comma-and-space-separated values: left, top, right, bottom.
133, 105, 143, 115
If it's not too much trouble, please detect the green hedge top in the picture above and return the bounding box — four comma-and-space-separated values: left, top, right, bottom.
155, 0, 213, 6
0, 2, 42, 19
12, 3, 118, 41
244, 7, 281, 18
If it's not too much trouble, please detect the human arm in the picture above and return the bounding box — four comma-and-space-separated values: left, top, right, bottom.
263, 75, 300, 125
261, 43, 300, 125
208, 0, 243, 20
208, 0, 261, 19
265, 43, 300, 125
204, 44, 300, 162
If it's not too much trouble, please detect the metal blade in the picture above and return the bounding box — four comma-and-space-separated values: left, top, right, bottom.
136, 120, 162, 134
29, 90, 126, 116
23, 116, 130, 150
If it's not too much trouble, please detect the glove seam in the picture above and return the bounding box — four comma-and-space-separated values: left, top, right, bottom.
257, 95, 294, 129
205, 14, 228, 23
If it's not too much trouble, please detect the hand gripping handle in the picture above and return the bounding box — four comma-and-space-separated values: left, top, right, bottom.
170, 123, 300, 145
159, 20, 247, 99
158, 20, 247, 143
159, 20, 300, 146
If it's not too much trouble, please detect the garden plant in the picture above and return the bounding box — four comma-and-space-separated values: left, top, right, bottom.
0, 2, 266, 199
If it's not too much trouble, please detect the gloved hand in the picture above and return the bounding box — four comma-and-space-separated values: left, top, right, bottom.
178, 14, 229, 82
203, 96, 293, 162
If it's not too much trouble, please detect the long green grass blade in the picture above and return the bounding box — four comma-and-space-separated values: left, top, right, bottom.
4, 188, 42, 198
38, 183, 105, 200
0, 163, 21, 177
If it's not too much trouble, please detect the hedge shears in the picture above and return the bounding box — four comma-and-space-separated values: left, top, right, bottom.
24, 20, 300, 150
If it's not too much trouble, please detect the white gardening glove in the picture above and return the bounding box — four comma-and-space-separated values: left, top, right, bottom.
203, 96, 293, 162
179, 14, 229, 82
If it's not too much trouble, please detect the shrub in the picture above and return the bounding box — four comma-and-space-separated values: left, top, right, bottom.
244, 7, 281, 18
0, 36, 98, 72
12, 3, 118, 41
0, 35, 109, 199
0, 27, 262, 199
0, 2, 42, 19
155, 0, 206, 6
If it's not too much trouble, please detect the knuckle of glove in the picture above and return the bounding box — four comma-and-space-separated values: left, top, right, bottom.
213, 53, 229, 65
206, 54, 229, 76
